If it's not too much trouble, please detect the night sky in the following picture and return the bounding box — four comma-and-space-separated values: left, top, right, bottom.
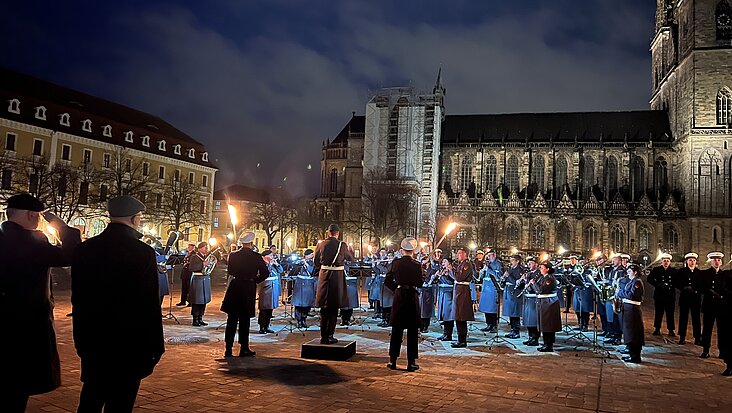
0, 0, 657, 196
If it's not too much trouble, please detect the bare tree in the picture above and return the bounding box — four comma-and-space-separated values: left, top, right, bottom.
293, 197, 326, 247
101, 147, 151, 198
250, 201, 292, 247
155, 172, 208, 234
40, 162, 102, 222
360, 167, 420, 246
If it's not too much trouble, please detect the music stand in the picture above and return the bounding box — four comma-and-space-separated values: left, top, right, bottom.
484, 289, 516, 349
565, 287, 593, 347
162, 254, 183, 324
345, 268, 371, 331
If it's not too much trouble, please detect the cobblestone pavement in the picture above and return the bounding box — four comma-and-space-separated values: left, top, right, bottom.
25, 269, 732, 412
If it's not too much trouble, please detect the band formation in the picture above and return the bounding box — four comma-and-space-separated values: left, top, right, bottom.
2, 191, 732, 413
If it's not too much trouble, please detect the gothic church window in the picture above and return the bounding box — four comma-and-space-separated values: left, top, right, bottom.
555, 156, 568, 197
506, 155, 519, 193
584, 224, 599, 252
531, 221, 547, 250
329, 168, 337, 193
484, 155, 497, 193
607, 156, 619, 195
638, 225, 651, 251
717, 0, 732, 40
531, 154, 545, 192
460, 155, 473, 192
581, 155, 594, 199
717, 88, 732, 125
698, 149, 723, 214
632, 156, 645, 200
556, 222, 571, 250
664, 225, 680, 253
507, 220, 520, 246
611, 224, 625, 252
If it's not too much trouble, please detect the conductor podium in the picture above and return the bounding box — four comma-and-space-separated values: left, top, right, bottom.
301, 339, 356, 361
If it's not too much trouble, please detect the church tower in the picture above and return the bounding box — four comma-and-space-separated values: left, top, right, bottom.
652, 0, 732, 251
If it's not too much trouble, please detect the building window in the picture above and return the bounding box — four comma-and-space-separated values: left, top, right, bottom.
173, 144, 181, 155
198, 228, 203, 241
507, 220, 520, 246
7, 99, 20, 114
1, 168, 12, 190
188, 148, 195, 159
484, 155, 497, 193
664, 225, 680, 253
556, 222, 571, 250
29, 173, 39, 195
607, 156, 619, 194
202, 175, 208, 187
581, 155, 595, 199
60, 113, 70, 126
158, 166, 165, 180
215, 200, 221, 210
213, 217, 219, 228
103, 153, 111, 168
718, 89, 732, 125
638, 225, 652, 251
35, 106, 46, 120
199, 199, 206, 214
99, 184, 108, 202
124, 131, 133, 143
5, 132, 16, 151
698, 149, 723, 214
202, 152, 209, 162
174, 169, 180, 182
79, 181, 89, 205
61, 144, 71, 161
655, 156, 669, 191
531, 154, 545, 192
185, 198, 192, 212
611, 224, 625, 252
506, 155, 519, 193
329, 168, 337, 193
141, 136, 150, 147
632, 156, 645, 200
139, 191, 147, 204
188, 172, 195, 185
460, 155, 473, 192
584, 224, 599, 252
531, 221, 547, 250
717, 0, 732, 40
124, 159, 131, 173
158, 140, 166, 151
142, 162, 149, 176
33, 139, 43, 156
82, 119, 92, 132
156, 193, 162, 209
83, 149, 92, 164
555, 156, 568, 197
103, 125, 112, 137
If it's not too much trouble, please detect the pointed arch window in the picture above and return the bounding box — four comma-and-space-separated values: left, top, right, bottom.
717, 88, 732, 125
506, 155, 519, 193
532, 221, 547, 250
664, 225, 680, 253
555, 156, 568, 196
717, 0, 732, 40
484, 155, 497, 193
607, 156, 619, 194
584, 224, 599, 252
556, 222, 572, 250
531, 154, 545, 192
638, 225, 652, 251
507, 220, 521, 246
329, 168, 338, 194
632, 156, 645, 200
581, 155, 595, 199
611, 224, 625, 252
460, 155, 473, 192
698, 149, 723, 214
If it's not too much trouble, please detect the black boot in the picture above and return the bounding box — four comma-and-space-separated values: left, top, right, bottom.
192, 316, 201, 326
199, 317, 208, 326
407, 361, 420, 372
538, 344, 554, 352
387, 358, 397, 370
224, 346, 233, 357
700, 348, 710, 358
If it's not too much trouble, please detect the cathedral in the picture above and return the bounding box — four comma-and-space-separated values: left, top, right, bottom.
317, 0, 732, 260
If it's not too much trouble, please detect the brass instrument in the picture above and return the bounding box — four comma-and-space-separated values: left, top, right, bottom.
202, 245, 222, 276
609, 277, 622, 314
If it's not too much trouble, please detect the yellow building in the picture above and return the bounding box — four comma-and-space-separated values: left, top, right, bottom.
0, 68, 217, 243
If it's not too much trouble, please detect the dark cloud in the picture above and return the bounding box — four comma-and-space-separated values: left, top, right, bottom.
0, 1, 656, 196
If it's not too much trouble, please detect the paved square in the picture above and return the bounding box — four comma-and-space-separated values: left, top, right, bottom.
25, 270, 732, 412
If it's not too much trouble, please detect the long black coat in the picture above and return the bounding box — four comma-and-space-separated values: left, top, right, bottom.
0, 221, 80, 395
314, 237, 353, 308
617, 276, 645, 346
674, 266, 702, 306
700, 267, 728, 314
221, 247, 269, 317
648, 265, 676, 299
385, 256, 423, 328
533, 273, 562, 333
71, 223, 164, 382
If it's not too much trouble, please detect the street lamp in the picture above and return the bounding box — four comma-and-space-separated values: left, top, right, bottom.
434, 222, 458, 250
468, 241, 477, 251
557, 245, 566, 256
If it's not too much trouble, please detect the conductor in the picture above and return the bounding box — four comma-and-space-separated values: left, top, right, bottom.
314, 224, 353, 344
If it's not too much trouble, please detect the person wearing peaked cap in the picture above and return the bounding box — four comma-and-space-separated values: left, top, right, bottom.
674, 252, 702, 345
383, 237, 424, 371
502, 254, 524, 339
221, 230, 270, 358
71, 195, 163, 411
478, 249, 503, 333
474, 249, 485, 272
187, 241, 212, 327
314, 224, 354, 344
1, 193, 81, 411
616, 264, 646, 363
176, 243, 197, 307
648, 251, 677, 337
699, 251, 729, 362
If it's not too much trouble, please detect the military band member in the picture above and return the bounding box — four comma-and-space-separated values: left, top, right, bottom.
594, 254, 612, 336
478, 249, 503, 333
448, 247, 476, 348
155, 250, 170, 307
221, 232, 270, 357
518, 257, 540, 346
647, 253, 676, 337
473, 249, 485, 272
533, 261, 562, 352
341, 260, 359, 326
188, 241, 212, 326
369, 248, 388, 319
674, 252, 702, 345
257, 251, 279, 333
603, 255, 624, 345
378, 251, 395, 327
436, 258, 456, 341
620, 253, 631, 268
569, 255, 593, 332
314, 224, 354, 344
293, 249, 316, 328
385, 237, 423, 372
420, 249, 441, 332
176, 243, 195, 306
699, 252, 727, 359
502, 254, 525, 339
616, 264, 645, 363
721, 269, 732, 376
